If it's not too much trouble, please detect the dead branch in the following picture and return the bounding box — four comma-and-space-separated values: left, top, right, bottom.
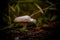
31, 3, 44, 17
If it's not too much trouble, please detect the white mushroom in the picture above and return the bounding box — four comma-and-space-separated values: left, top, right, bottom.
14, 15, 36, 30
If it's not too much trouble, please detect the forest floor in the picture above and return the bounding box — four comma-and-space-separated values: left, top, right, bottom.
0, 21, 60, 40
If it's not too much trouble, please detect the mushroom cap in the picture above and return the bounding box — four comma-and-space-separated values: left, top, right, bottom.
14, 15, 36, 24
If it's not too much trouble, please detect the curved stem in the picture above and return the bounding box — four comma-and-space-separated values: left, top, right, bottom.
22, 23, 27, 30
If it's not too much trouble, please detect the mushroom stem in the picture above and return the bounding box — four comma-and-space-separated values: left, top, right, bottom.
22, 23, 27, 30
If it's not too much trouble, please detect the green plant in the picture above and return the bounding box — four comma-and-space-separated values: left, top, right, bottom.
1, 0, 57, 31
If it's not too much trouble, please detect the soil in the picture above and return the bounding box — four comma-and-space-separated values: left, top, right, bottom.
0, 22, 60, 40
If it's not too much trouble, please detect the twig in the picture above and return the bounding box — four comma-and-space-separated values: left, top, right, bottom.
34, 3, 44, 14
31, 10, 42, 17
31, 3, 44, 17
43, 3, 55, 13
46, 0, 54, 5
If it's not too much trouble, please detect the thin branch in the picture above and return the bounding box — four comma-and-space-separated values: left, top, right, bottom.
31, 3, 44, 17
31, 10, 42, 17
43, 3, 54, 11
43, 0, 55, 11
34, 3, 44, 14
46, 0, 54, 5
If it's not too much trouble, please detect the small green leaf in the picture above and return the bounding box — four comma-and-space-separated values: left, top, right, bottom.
15, 4, 21, 16
9, 6, 16, 12
48, 7, 56, 10
50, 15, 57, 21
